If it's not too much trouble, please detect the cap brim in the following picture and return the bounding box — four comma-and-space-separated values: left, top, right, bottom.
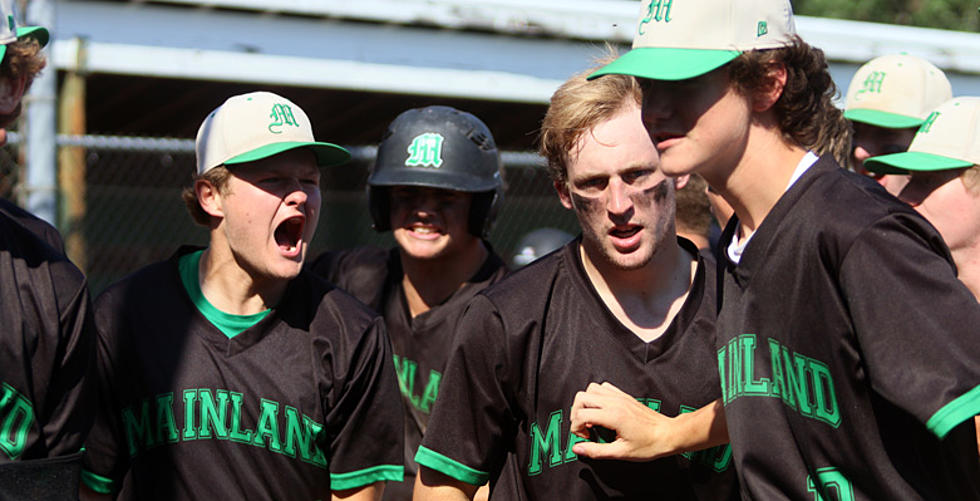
844, 109, 923, 129
16, 26, 49, 48
588, 47, 740, 81
865, 151, 973, 174
225, 141, 351, 168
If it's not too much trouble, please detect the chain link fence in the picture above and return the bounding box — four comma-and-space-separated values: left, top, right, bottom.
3, 135, 580, 294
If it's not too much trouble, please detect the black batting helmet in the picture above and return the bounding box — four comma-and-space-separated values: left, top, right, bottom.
368, 105, 503, 237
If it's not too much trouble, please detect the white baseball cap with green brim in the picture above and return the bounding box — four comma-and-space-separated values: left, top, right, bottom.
843, 54, 952, 129
195, 91, 350, 175
589, 0, 796, 82
0, 0, 49, 64
865, 97, 980, 175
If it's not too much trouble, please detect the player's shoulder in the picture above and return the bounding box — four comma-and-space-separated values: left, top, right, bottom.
478, 239, 573, 307
94, 249, 185, 313
297, 268, 383, 331
0, 198, 66, 252
802, 157, 919, 225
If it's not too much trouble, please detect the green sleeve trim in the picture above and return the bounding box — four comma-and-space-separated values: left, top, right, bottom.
414, 445, 488, 486
81, 469, 116, 494
926, 385, 980, 439
331, 464, 404, 491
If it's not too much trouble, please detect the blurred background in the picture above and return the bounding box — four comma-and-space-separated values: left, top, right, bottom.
4, 0, 980, 293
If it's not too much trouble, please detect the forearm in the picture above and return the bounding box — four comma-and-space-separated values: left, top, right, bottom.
668, 398, 729, 454
414, 467, 478, 501
332, 481, 383, 501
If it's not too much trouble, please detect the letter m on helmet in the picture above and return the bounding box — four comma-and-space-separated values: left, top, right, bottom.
405, 133, 445, 168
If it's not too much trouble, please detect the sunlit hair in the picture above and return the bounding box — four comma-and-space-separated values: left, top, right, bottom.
0, 37, 45, 128
181, 166, 232, 226
728, 36, 851, 167
539, 48, 643, 186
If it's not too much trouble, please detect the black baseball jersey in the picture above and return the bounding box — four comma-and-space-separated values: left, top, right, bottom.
716, 156, 980, 500
309, 245, 508, 499
416, 238, 738, 500
0, 200, 95, 494
0, 198, 65, 252
82, 246, 404, 500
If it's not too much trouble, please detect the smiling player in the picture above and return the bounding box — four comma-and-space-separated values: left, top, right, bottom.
310, 105, 508, 500
80, 91, 404, 500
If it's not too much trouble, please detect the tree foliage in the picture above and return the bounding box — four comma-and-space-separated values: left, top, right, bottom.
792, 0, 979, 32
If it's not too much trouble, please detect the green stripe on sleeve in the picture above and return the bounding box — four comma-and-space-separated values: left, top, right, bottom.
414, 445, 488, 486
81, 469, 116, 494
926, 385, 980, 439
331, 464, 404, 491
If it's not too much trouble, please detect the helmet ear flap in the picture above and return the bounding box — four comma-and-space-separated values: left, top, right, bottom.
368, 186, 391, 232
468, 189, 500, 238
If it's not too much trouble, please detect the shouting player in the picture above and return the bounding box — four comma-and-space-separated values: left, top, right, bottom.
80, 92, 404, 500
866, 96, 980, 455
0, 2, 97, 498
310, 105, 508, 500
571, 0, 980, 499
412, 59, 738, 500
845, 53, 952, 194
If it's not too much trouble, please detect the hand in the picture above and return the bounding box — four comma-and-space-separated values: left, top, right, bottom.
569, 382, 677, 461
570, 382, 728, 461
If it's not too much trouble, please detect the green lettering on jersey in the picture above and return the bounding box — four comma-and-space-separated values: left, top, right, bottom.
122, 398, 155, 457
252, 399, 283, 453
528, 410, 563, 476
228, 391, 253, 444
639, 397, 662, 412
182, 389, 199, 440
808, 359, 841, 428
806, 467, 855, 501
418, 370, 441, 413
739, 335, 770, 396
198, 389, 230, 440
282, 405, 328, 468
393, 355, 442, 414
155, 393, 179, 444
0, 383, 35, 460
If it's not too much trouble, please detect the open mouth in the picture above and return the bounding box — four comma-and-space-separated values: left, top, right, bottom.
407, 223, 442, 238
610, 226, 641, 239
275, 216, 305, 253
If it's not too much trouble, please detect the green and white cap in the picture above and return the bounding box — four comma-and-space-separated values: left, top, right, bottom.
865, 97, 980, 175
195, 91, 350, 175
0, 0, 49, 64
844, 54, 952, 129
589, 0, 796, 81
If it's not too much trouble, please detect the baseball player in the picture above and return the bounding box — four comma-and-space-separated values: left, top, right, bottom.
80, 92, 404, 500
309, 105, 508, 500
0, 2, 97, 498
866, 96, 980, 455
412, 61, 738, 500
845, 54, 952, 194
570, 0, 980, 499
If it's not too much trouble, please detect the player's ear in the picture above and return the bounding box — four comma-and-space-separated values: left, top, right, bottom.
752, 61, 787, 113
196, 178, 225, 219
673, 174, 690, 191
555, 180, 573, 210
0, 74, 26, 115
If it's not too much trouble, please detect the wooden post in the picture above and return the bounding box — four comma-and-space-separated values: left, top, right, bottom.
58, 71, 86, 271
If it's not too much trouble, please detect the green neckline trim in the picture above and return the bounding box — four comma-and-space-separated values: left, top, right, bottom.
330, 464, 404, 491
178, 250, 270, 339
81, 469, 115, 494
926, 385, 980, 439
414, 446, 488, 486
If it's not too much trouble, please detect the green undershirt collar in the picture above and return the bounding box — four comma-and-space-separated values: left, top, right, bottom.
179, 249, 270, 339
